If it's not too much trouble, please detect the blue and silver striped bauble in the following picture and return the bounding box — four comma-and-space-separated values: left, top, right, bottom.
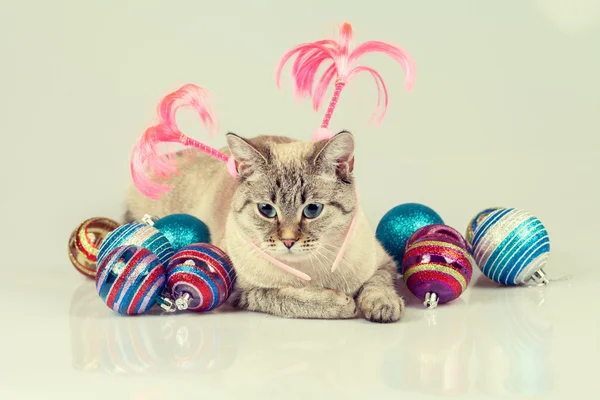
471, 208, 550, 285
97, 223, 175, 268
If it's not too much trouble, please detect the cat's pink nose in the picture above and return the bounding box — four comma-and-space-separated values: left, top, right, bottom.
281, 239, 297, 249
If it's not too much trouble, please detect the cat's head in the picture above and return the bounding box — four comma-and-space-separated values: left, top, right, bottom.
227, 131, 356, 260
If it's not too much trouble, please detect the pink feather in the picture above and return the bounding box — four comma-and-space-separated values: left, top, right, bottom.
130, 84, 228, 200
275, 22, 416, 128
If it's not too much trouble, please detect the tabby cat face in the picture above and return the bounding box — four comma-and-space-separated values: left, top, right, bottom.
227, 132, 356, 260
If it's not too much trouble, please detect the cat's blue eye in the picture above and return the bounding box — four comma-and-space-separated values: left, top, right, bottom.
258, 203, 277, 218
303, 203, 323, 219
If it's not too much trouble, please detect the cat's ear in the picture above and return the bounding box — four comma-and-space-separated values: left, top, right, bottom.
226, 133, 268, 178
313, 131, 355, 181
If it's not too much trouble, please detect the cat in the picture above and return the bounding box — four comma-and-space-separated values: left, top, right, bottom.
125, 131, 404, 323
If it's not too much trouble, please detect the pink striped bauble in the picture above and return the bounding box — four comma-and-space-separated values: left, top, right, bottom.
402, 224, 474, 308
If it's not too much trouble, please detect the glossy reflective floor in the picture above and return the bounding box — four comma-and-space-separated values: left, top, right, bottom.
3, 264, 595, 399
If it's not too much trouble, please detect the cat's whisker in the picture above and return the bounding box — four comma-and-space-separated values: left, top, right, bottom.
311, 248, 331, 277
307, 252, 319, 276
314, 245, 353, 292
314, 248, 350, 293
315, 245, 353, 269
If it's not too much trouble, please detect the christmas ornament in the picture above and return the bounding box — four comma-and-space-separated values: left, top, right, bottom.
96, 245, 176, 315
465, 206, 502, 248
376, 203, 444, 269
402, 224, 473, 308
470, 207, 550, 285
151, 213, 211, 252
68, 217, 120, 278
97, 222, 175, 268
166, 243, 235, 312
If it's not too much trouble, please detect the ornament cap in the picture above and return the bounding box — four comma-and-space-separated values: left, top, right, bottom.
530, 268, 550, 285
424, 292, 439, 309
157, 296, 177, 313
175, 292, 192, 311
141, 214, 158, 226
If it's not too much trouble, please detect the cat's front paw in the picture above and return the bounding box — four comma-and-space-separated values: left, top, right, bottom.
330, 290, 359, 319
358, 288, 404, 323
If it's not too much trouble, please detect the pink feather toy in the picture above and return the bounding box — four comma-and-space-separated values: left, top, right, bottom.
275, 22, 415, 141
131, 84, 237, 200
130, 22, 415, 281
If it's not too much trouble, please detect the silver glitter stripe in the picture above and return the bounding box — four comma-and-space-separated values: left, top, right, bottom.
475, 209, 530, 266
475, 209, 531, 269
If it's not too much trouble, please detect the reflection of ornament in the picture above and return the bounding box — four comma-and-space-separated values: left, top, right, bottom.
97, 222, 175, 268
381, 298, 472, 395
68, 217, 120, 278
376, 203, 444, 270
402, 224, 473, 308
96, 245, 176, 315
166, 243, 235, 312
470, 279, 553, 396
465, 207, 501, 249
69, 280, 239, 376
501, 289, 553, 395
470, 208, 551, 285
152, 213, 211, 252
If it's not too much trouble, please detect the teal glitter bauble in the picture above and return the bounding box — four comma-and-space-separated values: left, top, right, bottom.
153, 214, 211, 252
376, 203, 444, 271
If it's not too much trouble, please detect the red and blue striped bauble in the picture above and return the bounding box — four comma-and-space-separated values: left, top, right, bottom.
97, 223, 175, 269
402, 224, 474, 307
95, 245, 167, 315
166, 243, 235, 312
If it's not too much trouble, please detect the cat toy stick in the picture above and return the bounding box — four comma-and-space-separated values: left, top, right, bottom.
275, 22, 416, 272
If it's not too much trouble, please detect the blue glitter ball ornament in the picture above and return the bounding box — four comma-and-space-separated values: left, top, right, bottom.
471, 207, 550, 285
376, 203, 444, 270
97, 223, 175, 268
153, 214, 211, 252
